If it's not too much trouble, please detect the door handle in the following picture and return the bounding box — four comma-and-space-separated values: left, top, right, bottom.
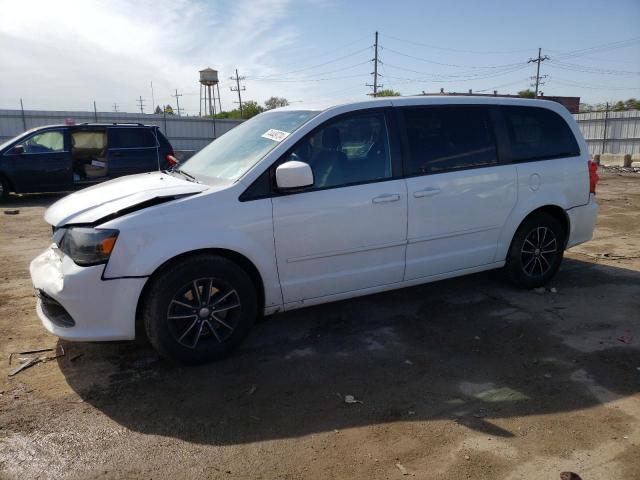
372, 193, 401, 204
413, 187, 441, 198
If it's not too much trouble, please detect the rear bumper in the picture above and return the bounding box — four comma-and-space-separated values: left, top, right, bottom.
566, 195, 598, 248
29, 247, 147, 341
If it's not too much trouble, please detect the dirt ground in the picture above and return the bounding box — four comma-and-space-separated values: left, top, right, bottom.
0, 172, 639, 480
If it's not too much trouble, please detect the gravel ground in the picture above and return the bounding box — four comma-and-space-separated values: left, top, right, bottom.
0, 172, 639, 480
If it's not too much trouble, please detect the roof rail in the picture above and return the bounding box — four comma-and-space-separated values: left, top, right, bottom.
75, 122, 146, 126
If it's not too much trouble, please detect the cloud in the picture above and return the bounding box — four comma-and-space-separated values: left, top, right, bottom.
0, 0, 324, 114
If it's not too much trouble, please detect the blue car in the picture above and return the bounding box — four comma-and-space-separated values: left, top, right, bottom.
0, 123, 175, 199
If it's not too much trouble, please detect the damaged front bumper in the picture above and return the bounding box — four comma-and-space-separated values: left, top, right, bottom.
29, 246, 147, 341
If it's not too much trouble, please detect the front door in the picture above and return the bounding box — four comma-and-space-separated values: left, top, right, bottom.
401, 105, 517, 280
272, 109, 407, 304
107, 126, 159, 177
8, 128, 71, 192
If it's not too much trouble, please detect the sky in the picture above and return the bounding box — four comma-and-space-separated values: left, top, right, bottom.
0, 0, 638, 115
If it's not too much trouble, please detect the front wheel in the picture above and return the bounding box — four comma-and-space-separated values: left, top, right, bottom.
143, 254, 257, 364
504, 212, 566, 289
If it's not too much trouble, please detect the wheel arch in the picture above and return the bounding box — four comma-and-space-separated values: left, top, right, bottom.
135, 248, 266, 339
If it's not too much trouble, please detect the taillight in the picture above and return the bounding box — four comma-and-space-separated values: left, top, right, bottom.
165, 154, 179, 167
588, 160, 599, 195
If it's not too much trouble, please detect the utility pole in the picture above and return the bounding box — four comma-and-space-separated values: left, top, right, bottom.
528, 48, 550, 98
230, 69, 246, 118
112, 103, 119, 113
172, 89, 183, 116
366, 31, 383, 97
137, 96, 145, 114
93, 101, 98, 122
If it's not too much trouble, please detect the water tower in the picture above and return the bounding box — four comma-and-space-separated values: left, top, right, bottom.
199, 68, 222, 117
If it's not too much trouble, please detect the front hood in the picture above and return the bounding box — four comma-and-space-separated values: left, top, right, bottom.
45, 172, 209, 227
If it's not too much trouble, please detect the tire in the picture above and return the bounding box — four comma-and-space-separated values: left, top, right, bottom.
504, 212, 566, 289
142, 254, 257, 364
0, 176, 9, 200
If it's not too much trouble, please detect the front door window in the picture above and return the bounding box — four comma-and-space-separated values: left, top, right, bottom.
22, 130, 65, 154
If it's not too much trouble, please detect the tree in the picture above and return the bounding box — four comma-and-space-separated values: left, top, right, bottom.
375, 89, 401, 97
518, 89, 535, 99
612, 101, 626, 112
242, 100, 265, 119
164, 105, 174, 115
264, 96, 289, 110
154, 105, 162, 114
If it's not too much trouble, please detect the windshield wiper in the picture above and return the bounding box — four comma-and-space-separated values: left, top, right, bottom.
171, 169, 199, 183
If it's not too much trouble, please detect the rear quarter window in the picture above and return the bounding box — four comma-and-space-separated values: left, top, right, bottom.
501, 106, 580, 162
108, 127, 156, 149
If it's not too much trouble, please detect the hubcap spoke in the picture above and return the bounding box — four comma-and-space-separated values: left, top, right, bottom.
204, 320, 222, 343
168, 314, 198, 320
178, 318, 199, 343
212, 302, 241, 314
192, 280, 202, 305
211, 289, 238, 307
212, 313, 233, 330
171, 299, 196, 309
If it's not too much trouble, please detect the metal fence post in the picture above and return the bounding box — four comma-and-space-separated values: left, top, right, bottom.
20, 98, 26, 130
601, 102, 609, 155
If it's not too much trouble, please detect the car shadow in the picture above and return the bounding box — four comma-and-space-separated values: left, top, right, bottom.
58, 258, 640, 446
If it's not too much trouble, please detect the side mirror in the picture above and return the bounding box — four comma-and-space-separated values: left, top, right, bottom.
12, 144, 24, 155
275, 160, 314, 190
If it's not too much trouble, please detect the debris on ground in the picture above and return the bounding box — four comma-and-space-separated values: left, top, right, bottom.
395, 462, 408, 475
550, 287, 558, 293
70, 353, 84, 362
247, 384, 257, 396
3, 209, 19, 215
344, 394, 363, 404
7, 345, 64, 376
464, 455, 470, 460
544, 373, 552, 379
617, 330, 633, 344
8, 347, 55, 365
560, 472, 583, 480
533, 287, 546, 294
404, 359, 413, 365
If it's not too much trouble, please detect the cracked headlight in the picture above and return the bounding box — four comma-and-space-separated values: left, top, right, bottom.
59, 228, 119, 266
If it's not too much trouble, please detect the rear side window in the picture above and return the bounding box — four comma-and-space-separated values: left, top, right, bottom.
108, 127, 156, 148
501, 106, 579, 162
402, 106, 498, 175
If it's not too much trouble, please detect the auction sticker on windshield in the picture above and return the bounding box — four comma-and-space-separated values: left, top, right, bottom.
261, 129, 290, 142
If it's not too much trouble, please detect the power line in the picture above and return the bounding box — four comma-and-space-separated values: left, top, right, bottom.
247, 46, 370, 79
554, 37, 640, 60
136, 96, 145, 114
382, 46, 527, 69
230, 69, 246, 118
171, 89, 183, 116
528, 48, 550, 98
380, 32, 534, 55
112, 103, 119, 113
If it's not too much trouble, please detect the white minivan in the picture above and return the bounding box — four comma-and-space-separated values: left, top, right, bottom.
30, 96, 599, 363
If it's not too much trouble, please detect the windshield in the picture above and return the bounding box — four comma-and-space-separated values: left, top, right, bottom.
0, 128, 39, 152
179, 110, 318, 182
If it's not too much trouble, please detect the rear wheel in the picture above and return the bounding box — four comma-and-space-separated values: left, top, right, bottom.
143, 254, 257, 364
504, 212, 566, 288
